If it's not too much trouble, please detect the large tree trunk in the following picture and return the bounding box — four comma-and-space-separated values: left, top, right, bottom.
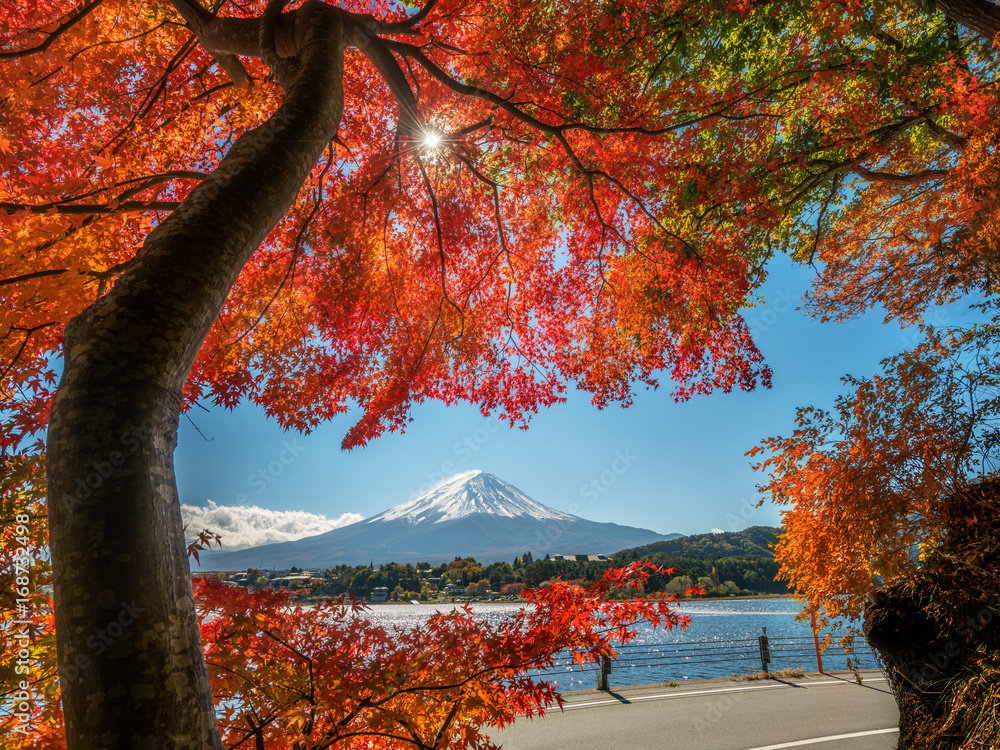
935, 0, 1000, 41
864, 480, 1000, 749
45, 5, 345, 747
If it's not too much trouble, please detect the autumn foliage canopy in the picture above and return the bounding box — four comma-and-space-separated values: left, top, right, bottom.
3, 0, 999, 446
4, 0, 1000, 746
0, 0, 784, 456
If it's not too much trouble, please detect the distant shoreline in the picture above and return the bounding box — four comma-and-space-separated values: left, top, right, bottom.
350, 592, 797, 606
690, 593, 793, 601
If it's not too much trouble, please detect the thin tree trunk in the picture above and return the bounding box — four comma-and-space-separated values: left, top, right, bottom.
45, 5, 345, 748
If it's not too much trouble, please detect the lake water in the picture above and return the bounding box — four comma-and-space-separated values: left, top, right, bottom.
360, 597, 881, 691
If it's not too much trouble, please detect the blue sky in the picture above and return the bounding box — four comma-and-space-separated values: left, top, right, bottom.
175, 254, 962, 550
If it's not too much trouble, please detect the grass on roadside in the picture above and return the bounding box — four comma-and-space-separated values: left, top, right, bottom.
730, 667, 807, 681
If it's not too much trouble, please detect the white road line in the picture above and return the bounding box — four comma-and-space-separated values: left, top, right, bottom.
566, 684, 784, 709
743, 727, 899, 749
563, 677, 888, 710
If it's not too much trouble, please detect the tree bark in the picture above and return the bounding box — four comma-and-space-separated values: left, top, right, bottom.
935, 0, 1000, 41
864, 480, 1000, 748
45, 4, 345, 748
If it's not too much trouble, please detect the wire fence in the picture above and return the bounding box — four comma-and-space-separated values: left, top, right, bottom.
535, 632, 881, 689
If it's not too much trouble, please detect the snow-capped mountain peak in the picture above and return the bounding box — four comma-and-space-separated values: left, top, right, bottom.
368, 470, 575, 525
199, 469, 680, 568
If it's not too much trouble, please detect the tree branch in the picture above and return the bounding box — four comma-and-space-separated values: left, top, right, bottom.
362, 38, 697, 264
377, 0, 437, 33
0, 322, 59, 385
260, 0, 298, 89
340, 0, 437, 36
926, 120, 969, 151
0, 200, 180, 214
384, 39, 677, 139
169, 0, 250, 85
415, 153, 466, 338
0, 0, 105, 60
0, 269, 69, 288
350, 35, 422, 135
850, 166, 950, 185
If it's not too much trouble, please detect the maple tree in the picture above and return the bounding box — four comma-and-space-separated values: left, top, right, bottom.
3, 546, 686, 749
4, 0, 1000, 747
750, 324, 1000, 621
750, 322, 1000, 749
196, 565, 684, 750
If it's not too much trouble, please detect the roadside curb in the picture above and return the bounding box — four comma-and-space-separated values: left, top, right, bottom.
553, 669, 887, 708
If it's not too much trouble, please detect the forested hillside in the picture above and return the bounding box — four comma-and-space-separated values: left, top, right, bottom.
614, 526, 781, 559
612, 527, 790, 595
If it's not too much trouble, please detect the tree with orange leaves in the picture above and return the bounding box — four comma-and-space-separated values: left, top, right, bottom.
750, 313, 1000, 746
801, 114, 1000, 327
4, 0, 1000, 747
751, 326, 1000, 621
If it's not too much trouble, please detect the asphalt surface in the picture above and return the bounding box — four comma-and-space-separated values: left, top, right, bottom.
489, 670, 900, 750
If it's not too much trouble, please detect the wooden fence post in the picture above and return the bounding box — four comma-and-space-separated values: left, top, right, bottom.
598, 655, 611, 691
811, 609, 824, 673
758, 627, 771, 674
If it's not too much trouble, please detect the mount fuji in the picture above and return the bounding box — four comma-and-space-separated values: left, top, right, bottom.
198, 470, 680, 569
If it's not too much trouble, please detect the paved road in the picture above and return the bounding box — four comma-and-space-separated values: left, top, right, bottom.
489, 670, 899, 750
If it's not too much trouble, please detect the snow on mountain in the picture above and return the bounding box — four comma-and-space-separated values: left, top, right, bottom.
198, 470, 679, 569
370, 470, 574, 524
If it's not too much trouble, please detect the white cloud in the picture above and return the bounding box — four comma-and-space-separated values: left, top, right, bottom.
181, 500, 363, 550
710, 528, 725, 534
